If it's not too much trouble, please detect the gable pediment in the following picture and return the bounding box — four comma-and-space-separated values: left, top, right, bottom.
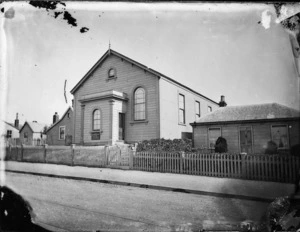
70, 49, 160, 94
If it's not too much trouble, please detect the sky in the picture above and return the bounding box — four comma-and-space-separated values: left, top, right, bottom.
0, 2, 299, 126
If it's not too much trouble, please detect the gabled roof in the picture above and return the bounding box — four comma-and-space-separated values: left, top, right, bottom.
46, 106, 73, 133
3, 121, 20, 131
20, 121, 47, 133
191, 103, 300, 125
70, 49, 218, 105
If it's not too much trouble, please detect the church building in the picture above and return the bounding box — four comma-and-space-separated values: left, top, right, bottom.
70, 49, 219, 145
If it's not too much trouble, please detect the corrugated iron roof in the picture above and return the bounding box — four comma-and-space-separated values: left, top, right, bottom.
194, 103, 300, 124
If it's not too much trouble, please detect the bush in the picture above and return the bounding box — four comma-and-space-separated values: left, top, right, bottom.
291, 144, 300, 157
214, 137, 228, 153
136, 138, 192, 152
265, 141, 278, 154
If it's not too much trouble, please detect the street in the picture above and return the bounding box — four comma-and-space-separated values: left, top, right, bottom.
4, 172, 269, 231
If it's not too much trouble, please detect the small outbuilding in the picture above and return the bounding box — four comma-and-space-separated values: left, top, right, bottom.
190, 103, 300, 154
46, 107, 73, 146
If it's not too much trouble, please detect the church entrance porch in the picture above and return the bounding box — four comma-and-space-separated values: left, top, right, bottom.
78, 90, 128, 146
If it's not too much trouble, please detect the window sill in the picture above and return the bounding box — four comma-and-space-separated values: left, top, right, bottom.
178, 123, 186, 126
130, 120, 149, 125
106, 77, 117, 82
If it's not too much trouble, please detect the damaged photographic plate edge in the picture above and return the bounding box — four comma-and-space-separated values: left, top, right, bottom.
0, 1, 300, 231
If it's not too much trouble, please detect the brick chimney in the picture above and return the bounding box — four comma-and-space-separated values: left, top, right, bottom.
14, 113, 19, 129
219, 95, 227, 107
53, 112, 59, 124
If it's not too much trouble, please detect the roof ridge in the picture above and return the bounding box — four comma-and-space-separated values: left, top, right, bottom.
46, 106, 73, 133
70, 49, 218, 105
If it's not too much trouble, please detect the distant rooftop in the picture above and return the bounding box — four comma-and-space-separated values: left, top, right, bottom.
194, 103, 300, 124
20, 121, 47, 133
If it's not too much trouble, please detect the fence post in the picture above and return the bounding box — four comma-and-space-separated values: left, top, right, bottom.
241, 153, 247, 179
180, 151, 185, 174
43, 144, 48, 163
129, 148, 134, 169
71, 144, 75, 166
20, 144, 24, 162
7, 144, 11, 160
104, 145, 109, 166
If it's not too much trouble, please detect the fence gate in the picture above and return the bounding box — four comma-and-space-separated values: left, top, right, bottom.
107, 145, 130, 169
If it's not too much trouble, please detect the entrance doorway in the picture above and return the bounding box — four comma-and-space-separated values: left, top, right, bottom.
119, 113, 125, 140
240, 127, 253, 154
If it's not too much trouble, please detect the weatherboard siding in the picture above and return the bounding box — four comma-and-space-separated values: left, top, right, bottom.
73, 54, 159, 144
19, 124, 33, 145
159, 78, 219, 139
193, 120, 300, 153
46, 109, 73, 146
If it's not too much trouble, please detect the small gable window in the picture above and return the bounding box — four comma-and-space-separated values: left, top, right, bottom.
108, 68, 116, 79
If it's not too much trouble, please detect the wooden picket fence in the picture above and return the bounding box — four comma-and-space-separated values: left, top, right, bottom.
132, 152, 300, 183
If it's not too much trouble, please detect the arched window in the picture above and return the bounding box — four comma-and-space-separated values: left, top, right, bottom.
108, 68, 116, 78
93, 109, 101, 130
134, 87, 146, 120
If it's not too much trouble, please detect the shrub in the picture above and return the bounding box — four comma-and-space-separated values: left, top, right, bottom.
214, 137, 228, 153
265, 141, 278, 154
291, 144, 300, 157
136, 138, 192, 152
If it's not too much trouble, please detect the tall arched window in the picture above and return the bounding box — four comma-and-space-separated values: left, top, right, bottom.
93, 109, 101, 130
134, 87, 146, 120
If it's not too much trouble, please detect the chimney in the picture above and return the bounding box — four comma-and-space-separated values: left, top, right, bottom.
14, 113, 19, 129
219, 95, 227, 107
53, 112, 59, 124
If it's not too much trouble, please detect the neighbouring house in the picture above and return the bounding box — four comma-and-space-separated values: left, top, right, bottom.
70, 49, 220, 145
46, 107, 73, 145
19, 121, 47, 146
1, 113, 21, 146
190, 103, 300, 154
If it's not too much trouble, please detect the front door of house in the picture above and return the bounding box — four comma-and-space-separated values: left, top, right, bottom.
119, 113, 125, 140
240, 127, 253, 154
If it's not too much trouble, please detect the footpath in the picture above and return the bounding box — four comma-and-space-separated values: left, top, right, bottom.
2, 161, 296, 202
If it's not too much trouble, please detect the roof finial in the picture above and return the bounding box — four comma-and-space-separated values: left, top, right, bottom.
109, 39, 111, 50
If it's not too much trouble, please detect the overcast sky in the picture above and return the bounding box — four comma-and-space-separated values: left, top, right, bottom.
1, 2, 299, 126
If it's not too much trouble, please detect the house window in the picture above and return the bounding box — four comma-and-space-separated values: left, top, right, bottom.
271, 125, 289, 148
208, 106, 212, 112
6, 130, 12, 138
59, 126, 65, 140
108, 68, 116, 78
24, 132, 28, 142
208, 128, 221, 148
93, 109, 101, 130
195, 101, 200, 119
179, 94, 185, 124
134, 87, 146, 120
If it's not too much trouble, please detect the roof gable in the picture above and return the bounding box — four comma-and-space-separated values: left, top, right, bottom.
70, 49, 218, 105
46, 107, 73, 133
3, 121, 20, 131
20, 121, 47, 133
193, 103, 300, 124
